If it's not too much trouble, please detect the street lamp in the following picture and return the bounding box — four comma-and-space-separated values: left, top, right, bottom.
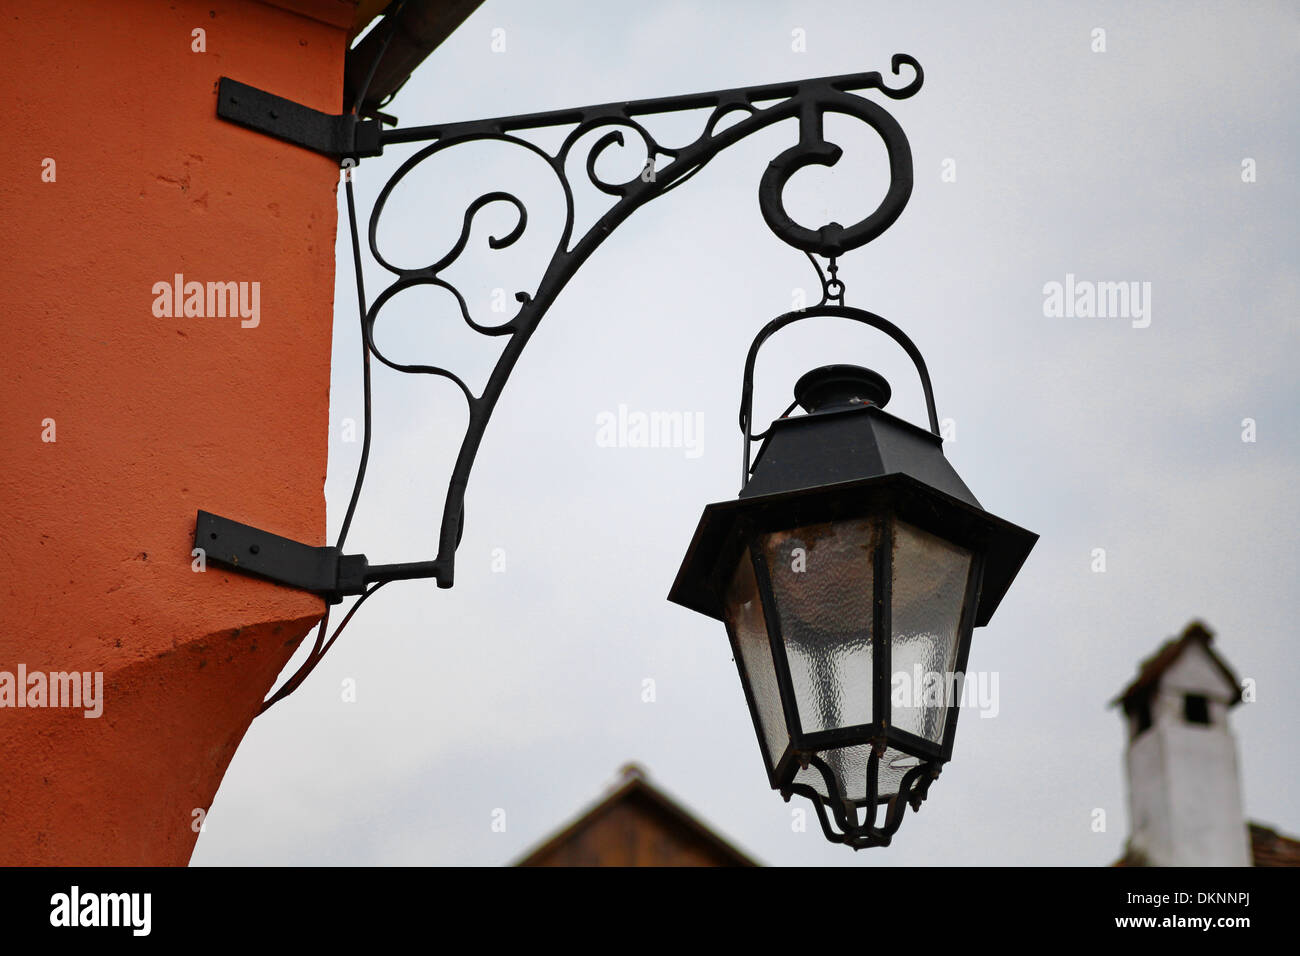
193, 53, 1037, 847
669, 306, 1037, 848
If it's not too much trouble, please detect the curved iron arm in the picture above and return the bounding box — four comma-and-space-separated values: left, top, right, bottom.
198, 55, 925, 598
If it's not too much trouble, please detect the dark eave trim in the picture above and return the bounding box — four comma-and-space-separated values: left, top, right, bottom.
343, 0, 486, 117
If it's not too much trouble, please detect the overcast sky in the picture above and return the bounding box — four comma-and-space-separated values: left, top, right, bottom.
191, 0, 1299, 866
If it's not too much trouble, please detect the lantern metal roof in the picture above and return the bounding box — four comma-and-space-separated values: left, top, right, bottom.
669, 389, 1037, 630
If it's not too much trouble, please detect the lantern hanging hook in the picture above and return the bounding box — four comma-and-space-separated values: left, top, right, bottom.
824, 256, 845, 305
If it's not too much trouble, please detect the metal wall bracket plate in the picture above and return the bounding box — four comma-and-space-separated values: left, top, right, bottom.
216, 77, 383, 160
195, 510, 367, 603
194, 511, 442, 600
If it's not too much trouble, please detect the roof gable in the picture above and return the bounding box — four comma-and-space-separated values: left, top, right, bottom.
1112, 621, 1242, 710
513, 765, 758, 867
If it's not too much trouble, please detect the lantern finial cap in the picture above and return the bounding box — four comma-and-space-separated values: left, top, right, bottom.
794, 364, 891, 413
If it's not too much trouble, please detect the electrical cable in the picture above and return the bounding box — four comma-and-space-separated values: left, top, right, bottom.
351, 0, 409, 117
257, 175, 382, 715
257, 7, 407, 714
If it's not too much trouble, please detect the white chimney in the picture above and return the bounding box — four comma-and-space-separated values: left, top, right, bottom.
1115, 622, 1251, 866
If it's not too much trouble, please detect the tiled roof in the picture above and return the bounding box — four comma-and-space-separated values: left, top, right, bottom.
512, 763, 759, 867
1248, 823, 1300, 867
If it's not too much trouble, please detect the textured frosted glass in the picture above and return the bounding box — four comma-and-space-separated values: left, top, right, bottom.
890, 520, 972, 744
763, 518, 878, 734
875, 746, 924, 801
725, 556, 788, 767
793, 745, 924, 806
794, 744, 872, 804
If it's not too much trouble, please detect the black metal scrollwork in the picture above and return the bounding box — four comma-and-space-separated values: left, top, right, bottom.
360, 54, 924, 586
201, 56, 924, 598
197, 54, 927, 719
782, 751, 941, 850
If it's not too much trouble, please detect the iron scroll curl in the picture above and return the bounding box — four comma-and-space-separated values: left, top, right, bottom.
757, 92, 914, 256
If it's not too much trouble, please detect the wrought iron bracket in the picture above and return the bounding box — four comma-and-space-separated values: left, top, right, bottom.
216, 78, 384, 160
196, 511, 365, 602
195, 511, 447, 604
199, 55, 924, 599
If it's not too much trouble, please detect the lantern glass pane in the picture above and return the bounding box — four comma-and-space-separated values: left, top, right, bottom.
763, 518, 879, 735
793, 744, 870, 804
725, 553, 788, 767
890, 519, 973, 745
793, 745, 927, 805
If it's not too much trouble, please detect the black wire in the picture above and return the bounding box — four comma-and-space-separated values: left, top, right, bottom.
258, 4, 408, 714
259, 607, 330, 716
747, 399, 799, 444
258, 584, 386, 714
378, 75, 412, 111
257, 176, 378, 716
336, 174, 373, 552
351, 0, 409, 117
334, 0, 410, 552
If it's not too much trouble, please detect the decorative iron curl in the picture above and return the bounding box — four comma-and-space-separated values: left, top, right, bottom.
782, 750, 941, 849
357, 56, 924, 586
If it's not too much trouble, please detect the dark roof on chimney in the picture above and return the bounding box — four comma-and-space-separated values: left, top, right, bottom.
1111, 620, 1243, 711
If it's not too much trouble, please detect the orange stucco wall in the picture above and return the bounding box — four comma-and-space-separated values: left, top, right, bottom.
0, 0, 352, 864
